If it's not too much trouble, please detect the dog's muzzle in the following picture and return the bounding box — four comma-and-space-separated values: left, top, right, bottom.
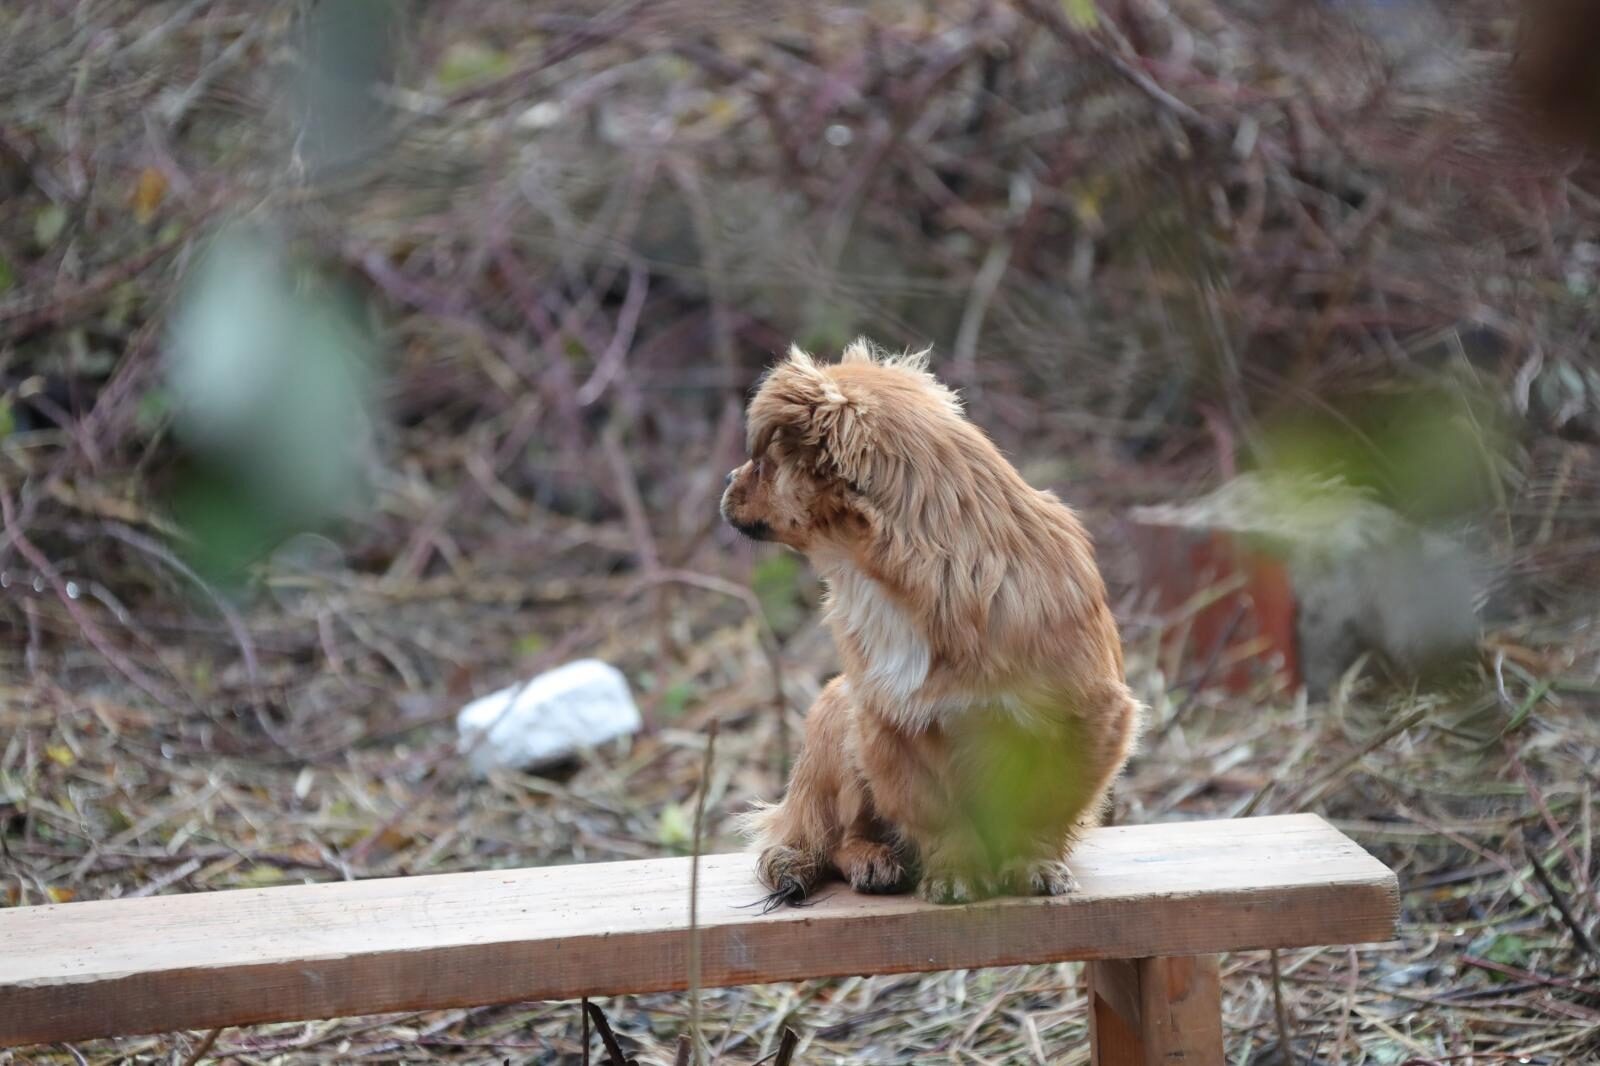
719, 476, 770, 542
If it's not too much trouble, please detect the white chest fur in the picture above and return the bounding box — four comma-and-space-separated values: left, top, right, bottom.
822, 563, 931, 705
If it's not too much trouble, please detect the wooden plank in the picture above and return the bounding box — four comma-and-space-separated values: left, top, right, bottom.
0, 814, 1398, 1047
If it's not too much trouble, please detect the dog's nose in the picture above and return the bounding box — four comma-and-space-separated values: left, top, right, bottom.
725, 469, 736, 487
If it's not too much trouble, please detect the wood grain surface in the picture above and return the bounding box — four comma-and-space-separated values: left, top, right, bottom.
0, 813, 1398, 1046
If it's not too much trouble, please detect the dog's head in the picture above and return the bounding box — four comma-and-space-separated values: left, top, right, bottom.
720, 339, 965, 554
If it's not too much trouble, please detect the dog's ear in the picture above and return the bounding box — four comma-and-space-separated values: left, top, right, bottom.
752, 345, 877, 489
809, 383, 876, 491
748, 345, 822, 457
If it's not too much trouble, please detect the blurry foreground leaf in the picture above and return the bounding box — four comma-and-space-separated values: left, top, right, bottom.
295, 0, 403, 173
752, 552, 806, 637
1257, 384, 1504, 522
169, 460, 286, 583
166, 224, 378, 581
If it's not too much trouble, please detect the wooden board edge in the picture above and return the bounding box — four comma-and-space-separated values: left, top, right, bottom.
0, 871, 1405, 1048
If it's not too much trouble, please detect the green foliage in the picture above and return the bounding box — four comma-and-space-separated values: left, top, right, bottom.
659, 681, 695, 720
1063, 0, 1099, 31
165, 225, 378, 582
797, 304, 859, 358
168, 459, 288, 586
296, 0, 405, 171
1256, 383, 1504, 521
1473, 931, 1531, 972
134, 388, 169, 437
31, 205, 66, 248
751, 552, 807, 637
235, 865, 287, 887
1366, 1041, 1410, 1065
656, 801, 693, 852
958, 710, 1092, 863
435, 40, 511, 90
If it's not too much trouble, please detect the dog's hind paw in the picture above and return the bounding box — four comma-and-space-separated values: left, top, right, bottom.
917, 870, 993, 905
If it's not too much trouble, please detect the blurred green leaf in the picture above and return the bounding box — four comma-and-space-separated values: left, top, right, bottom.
166, 224, 378, 576
33, 205, 67, 248
1070, 174, 1111, 225
657, 802, 693, 851
1367, 1041, 1408, 1066
0, 399, 13, 440
1257, 385, 1501, 521
1063, 0, 1099, 29
961, 711, 1091, 861
135, 388, 169, 436
561, 334, 590, 362
752, 552, 806, 637
104, 281, 140, 331
0, 255, 13, 293
169, 459, 287, 586
1479, 933, 1531, 970
435, 40, 511, 89
236, 865, 286, 887
798, 304, 857, 356
296, 0, 403, 171
660, 681, 694, 720
515, 633, 547, 656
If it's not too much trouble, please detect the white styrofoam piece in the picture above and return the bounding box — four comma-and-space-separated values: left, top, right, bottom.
456, 659, 641, 774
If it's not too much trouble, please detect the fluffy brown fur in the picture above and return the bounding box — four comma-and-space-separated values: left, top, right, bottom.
722, 340, 1142, 905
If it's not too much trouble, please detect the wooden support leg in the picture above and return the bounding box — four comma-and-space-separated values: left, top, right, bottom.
1086, 955, 1224, 1066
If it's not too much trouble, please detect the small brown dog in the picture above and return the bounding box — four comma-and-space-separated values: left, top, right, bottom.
722, 340, 1141, 905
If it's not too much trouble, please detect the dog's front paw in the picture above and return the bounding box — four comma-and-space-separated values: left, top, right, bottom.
995, 857, 1079, 897
756, 845, 822, 904
836, 840, 914, 895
